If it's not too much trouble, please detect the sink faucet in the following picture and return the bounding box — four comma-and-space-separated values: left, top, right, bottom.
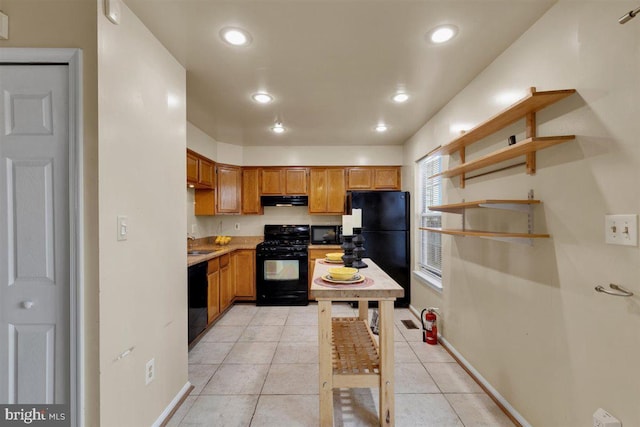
187, 234, 196, 248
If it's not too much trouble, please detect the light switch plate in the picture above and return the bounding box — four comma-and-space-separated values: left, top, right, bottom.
117, 215, 128, 241
104, 0, 121, 25
605, 214, 638, 246
593, 408, 621, 427
0, 11, 8, 40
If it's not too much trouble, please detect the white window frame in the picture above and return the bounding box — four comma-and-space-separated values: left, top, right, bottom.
415, 154, 443, 290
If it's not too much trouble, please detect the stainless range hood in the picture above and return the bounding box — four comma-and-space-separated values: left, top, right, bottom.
261, 195, 308, 207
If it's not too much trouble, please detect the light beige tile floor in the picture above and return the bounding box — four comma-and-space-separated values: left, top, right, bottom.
171, 303, 514, 427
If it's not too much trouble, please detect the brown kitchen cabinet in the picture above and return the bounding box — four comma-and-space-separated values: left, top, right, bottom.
207, 257, 221, 324
261, 167, 308, 195
241, 167, 263, 215
187, 149, 215, 189
233, 249, 256, 300
216, 164, 242, 214
219, 254, 234, 312
309, 168, 346, 214
187, 150, 199, 184
346, 166, 401, 190
308, 247, 342, 300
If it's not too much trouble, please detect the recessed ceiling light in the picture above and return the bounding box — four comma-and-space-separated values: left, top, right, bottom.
252, 92, 273, 104
271, 122, 286, 133
220, 27, 252, 46
375, 124, 388, 132
429, 25, 458, 44
392, 92, 409, 103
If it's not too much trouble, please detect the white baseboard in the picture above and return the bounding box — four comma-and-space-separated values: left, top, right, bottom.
408, 305, 530, 427
152, 381, 192, 427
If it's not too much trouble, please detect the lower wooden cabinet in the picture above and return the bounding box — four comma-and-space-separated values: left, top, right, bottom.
233, 249, 256, 300
308, 247, 341, 300
219, 254, 234, 312
207, 258, 220, 324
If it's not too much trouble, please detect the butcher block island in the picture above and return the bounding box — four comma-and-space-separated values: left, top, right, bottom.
311, 258, 404, 427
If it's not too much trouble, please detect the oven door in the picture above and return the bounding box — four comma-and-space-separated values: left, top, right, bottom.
256, 252, 308, 306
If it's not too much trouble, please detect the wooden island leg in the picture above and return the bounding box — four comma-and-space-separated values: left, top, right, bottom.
318, 299, 333, 426
358, 299, 368, 322
378, 300, 395, 426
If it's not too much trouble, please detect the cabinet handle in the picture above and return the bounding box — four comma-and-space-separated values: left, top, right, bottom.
21, 300, 35, 309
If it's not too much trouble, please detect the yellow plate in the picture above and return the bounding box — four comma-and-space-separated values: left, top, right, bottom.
321, 274, 365, 284
323, 258, 344, 264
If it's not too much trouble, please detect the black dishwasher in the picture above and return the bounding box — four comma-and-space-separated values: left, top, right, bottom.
188, 262, 208, 344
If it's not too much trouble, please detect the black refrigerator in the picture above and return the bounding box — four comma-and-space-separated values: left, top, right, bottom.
348, 191, 410, 307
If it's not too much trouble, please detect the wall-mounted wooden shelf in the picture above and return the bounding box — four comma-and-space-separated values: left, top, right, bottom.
428, 199, 541, 214
422, 196, 549, 245
435, 136, 575, 179
429, 87, 576, 187
420, 227, 550, 239
432, 89, 576, 156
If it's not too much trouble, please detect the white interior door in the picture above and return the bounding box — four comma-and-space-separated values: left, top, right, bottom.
0, 64, 70, 404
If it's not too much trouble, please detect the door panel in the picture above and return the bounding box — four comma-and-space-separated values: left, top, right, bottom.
0, 65, 70, 404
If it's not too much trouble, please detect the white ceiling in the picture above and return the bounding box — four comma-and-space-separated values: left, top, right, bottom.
124, 0, 556, 147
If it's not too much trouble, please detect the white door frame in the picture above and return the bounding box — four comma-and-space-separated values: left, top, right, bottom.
0, 48, 83, 426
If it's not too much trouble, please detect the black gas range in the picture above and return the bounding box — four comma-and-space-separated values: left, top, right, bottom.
256, 225, 310, 306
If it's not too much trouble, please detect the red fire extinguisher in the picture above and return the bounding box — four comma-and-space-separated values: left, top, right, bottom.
421, 308, 439, 345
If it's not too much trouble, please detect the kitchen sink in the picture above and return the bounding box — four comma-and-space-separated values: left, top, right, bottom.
187, 249, 216, 256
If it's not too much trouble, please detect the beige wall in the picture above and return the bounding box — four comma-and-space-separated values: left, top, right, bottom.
98, 1, 188, 426
0, 0, 100, 424
404, 2, 640, 426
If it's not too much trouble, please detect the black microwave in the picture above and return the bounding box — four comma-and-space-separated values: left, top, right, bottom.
310, 225, 342, 244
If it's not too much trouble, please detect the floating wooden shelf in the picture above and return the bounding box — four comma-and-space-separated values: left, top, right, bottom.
428, 199, 541, 214
433, 89, 576, 156
423, 195, 550, 244
434, 136, 575, 179
428, 87, 576, 187
420, 227, 550, 239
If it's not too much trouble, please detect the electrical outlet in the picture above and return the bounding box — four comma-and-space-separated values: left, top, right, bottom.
605, 214, 638, 246
234, 223, 240, 231
145, 358, 155, 385
593, 408, 621, 427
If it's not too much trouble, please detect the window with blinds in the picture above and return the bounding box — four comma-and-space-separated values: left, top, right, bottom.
419, 155, 442, 279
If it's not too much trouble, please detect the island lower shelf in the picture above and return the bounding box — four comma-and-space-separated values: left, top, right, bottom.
420, 227, 550, 239
331, 317, 381, 388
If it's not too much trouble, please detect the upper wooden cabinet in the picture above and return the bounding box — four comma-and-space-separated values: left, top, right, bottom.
187, 151, 198, 184
241, 167, 262, 215
309, 168, 346, 214
346, 166, 401, 190
187, 149, 214, 189
261, 167, 308, 195
216, 164, 242, 214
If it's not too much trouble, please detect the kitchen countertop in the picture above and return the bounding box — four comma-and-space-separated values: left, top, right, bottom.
308, 244, 342, 250
187, 236, 263, 267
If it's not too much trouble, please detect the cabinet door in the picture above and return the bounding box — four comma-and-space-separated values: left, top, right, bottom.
207, 270, 220, 323
216, 164, 242, 214
261, 168, 284, 195
285, 168, 308, 194
346, 167, 373, 190
309, 168, 345, 214
219, 255, 233, 311
233, 250, 256, 299
326, 168, 346, 213
199, 158, 214, 188
308, 168, 328, 213
241, 168, 262, 215
187, 151, 198, 184
374, 167, 400, 189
